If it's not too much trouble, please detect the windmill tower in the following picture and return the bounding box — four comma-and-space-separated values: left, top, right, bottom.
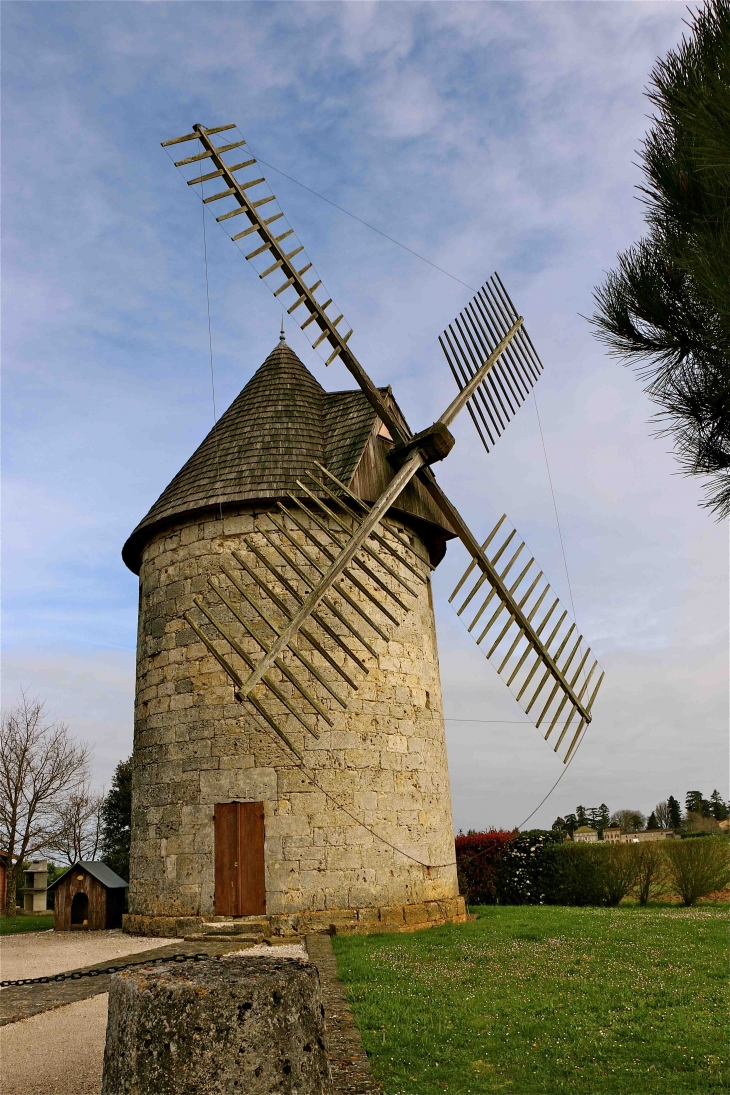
122, 124, 604, 939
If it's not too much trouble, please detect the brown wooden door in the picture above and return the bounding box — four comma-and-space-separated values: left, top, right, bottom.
214, 802, 266, 916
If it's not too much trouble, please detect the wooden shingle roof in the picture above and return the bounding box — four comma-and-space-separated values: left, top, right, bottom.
122, 340, 454, 573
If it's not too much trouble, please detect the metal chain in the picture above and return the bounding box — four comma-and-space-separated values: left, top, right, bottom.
1, 951, 213, 989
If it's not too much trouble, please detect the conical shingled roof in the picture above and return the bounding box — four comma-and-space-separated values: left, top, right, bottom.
123, 342, 378, 573
123, 339, 456, 574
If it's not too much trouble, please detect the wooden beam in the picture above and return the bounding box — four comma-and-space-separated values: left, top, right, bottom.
419, 469, 593, 724
236, 450, 424, 699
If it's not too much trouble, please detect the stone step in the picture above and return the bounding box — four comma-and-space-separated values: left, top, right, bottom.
184, 932, 267, 943
200, 921, 269, 936
207, 916, 271, 926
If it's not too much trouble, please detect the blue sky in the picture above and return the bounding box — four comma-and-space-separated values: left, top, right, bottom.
3, 1, 727, 830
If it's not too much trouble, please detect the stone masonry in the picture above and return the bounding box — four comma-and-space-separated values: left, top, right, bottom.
102, 954, 333, 1095
125, 505, 464, 936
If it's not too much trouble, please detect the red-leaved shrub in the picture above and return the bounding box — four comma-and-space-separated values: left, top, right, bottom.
455, 829, 516, 905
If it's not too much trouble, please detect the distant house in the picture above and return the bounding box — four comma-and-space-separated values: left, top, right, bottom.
572, 825, 676, 845
23, 860, 48, 914
48, 862, 128, 931
620, 829, 675, 843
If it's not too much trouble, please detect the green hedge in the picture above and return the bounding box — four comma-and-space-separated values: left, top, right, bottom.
546, 842, 609, 905
458, 833, 729, 907
495, 831, 564, 905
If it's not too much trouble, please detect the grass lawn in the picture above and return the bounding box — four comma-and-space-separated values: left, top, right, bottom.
332, 905, 728, 1095
0, 913, 54, 935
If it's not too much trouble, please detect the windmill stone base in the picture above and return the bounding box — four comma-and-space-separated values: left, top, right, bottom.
125, 506, 464, 937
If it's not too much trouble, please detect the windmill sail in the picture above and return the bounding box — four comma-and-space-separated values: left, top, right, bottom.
439, 273, 544, 455
161, 122, 604, 765
162, 124, 417, 446
182, 464, 430, 759
162, 125, 354, 366
449, 515, 604, 763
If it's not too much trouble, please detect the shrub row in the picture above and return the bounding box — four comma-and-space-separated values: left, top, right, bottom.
454, 830, 515, 904
455, 830, 729, 907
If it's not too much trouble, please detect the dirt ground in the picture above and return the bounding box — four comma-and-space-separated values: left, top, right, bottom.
1, 993, 109, 1095
0, 927, 181, 981
0, 930, 180, 1095
0, 933, 307, 1095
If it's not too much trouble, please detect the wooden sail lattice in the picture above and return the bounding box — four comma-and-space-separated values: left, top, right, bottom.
161, 120, 605, 768
183, 463, 430, 760
439, 273, 544, 455
450, 514, 604, 763
162, 124, 353, 366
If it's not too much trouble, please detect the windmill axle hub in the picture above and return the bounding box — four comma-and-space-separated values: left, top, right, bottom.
389, 422, 455, 469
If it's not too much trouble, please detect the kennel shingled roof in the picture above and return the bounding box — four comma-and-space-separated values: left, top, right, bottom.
47, 862, 129, 891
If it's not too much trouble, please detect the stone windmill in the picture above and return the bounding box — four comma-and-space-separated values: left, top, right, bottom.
122, 124, 603, 939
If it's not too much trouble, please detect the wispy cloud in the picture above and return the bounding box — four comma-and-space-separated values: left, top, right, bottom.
3, 2, 725, 822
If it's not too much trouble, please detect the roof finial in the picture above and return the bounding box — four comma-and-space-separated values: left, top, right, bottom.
279, 316, 286, 342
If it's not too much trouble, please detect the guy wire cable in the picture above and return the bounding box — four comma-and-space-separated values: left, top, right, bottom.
199, 175, 224, 524
514, 726, 587, 829
248, 712, 456, 872
163, 130, 593, 785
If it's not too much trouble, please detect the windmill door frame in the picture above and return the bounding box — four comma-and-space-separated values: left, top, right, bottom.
214, 802, 266, 916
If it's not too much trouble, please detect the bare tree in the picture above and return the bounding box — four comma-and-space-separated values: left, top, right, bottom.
684, 810, 721, 834
48, 784, 105, 865
602, 843, 639, 906
610, 809, 647, 832
654, 800, 671, 829
663, 837, 729, 906
0, 693, 90, 917
631, 842, 668, 905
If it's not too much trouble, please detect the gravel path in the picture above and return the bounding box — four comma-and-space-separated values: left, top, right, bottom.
0, 934, 377, 1095
1, 993, 108, 1095
0, 928, 181, 981
226, 943, 306, 959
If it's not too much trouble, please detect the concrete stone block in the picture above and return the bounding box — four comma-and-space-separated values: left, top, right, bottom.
102, 955, 332, 1095
403, 903, 429, 926
378, 905, 405, 927
325, 848, 364, 871
267, 862, 300, 892
182, 757, 220, 773
347, 883, 378, 907
355, 906, 381, 925
278, 769, 317, 794
170, 692, 195, 711
297, 849, 328, 870
282, 835, 317, 859
301, 909, 355, 932
385, 734, 408, 753
218, 753, 256, 770
223, 514, 255, 535
267, 814, 310, 839
289, 792, 327, 816
198, 768, 274, 804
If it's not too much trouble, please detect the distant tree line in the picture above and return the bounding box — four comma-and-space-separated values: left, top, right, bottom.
551, 790, 728, 839
456, 828, 729, 908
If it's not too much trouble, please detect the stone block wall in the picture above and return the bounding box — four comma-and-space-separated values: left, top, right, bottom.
129, 504, 460, 927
